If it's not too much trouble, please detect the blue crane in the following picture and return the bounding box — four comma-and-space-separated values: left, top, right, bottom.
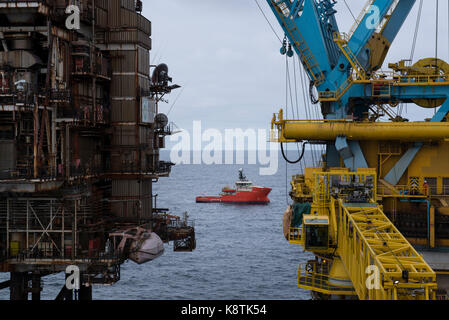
266, 0, 449, 299
267, 0, 449, 184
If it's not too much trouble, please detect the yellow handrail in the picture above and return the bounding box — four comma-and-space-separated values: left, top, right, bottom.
318, 71, 449, 102
297, 262, 356, 296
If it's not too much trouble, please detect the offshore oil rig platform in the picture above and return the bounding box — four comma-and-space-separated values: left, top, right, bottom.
0, 0, 195, 300
264, 0, 449, 300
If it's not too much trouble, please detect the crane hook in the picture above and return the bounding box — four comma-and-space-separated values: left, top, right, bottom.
287, 43, 294, 57
280, 37, 287, 55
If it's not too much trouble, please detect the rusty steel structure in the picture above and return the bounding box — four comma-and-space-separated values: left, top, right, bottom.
0, 0, 195, 300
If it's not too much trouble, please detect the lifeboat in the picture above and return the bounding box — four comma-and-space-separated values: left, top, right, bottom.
196, 169, 271, 204
109, 227, 164, 264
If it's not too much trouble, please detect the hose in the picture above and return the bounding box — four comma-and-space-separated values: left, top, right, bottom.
281, 141, 308, 164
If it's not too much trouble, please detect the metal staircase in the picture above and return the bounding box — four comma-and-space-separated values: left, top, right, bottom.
336, 198, 437, 300
334, 33, 367, 81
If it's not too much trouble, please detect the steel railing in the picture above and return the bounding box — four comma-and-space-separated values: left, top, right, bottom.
9, 246, 124, 264
297, 262, 356, 295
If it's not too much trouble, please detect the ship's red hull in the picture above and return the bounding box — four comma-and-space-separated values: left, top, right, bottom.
196, 187, 271, 204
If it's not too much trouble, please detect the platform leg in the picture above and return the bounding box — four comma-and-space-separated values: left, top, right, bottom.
78, 284, 92, 300
10, 272, 28, 300
31, 274, 42, 301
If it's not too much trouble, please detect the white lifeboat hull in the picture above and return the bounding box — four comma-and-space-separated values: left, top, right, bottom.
129, 232, 165, 264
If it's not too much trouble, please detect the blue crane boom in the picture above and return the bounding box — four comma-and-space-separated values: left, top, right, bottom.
267, 0, 449, 174
266, 0, 416, 92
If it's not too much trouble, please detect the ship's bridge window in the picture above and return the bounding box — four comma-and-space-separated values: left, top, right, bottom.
236, 182, 252, 188
303, 215, 329, 251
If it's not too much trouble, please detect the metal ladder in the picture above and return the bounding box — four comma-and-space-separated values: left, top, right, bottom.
273, 1, 325, 86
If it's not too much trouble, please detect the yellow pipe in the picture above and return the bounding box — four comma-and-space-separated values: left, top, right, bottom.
283, 121, 449, 141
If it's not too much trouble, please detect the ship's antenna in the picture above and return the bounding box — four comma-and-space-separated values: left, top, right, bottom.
239, 168, 247, 181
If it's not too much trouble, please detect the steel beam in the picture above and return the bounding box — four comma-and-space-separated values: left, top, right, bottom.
0, 280, 10, 290
381, 0, 416, 43
384, 99, 449, 185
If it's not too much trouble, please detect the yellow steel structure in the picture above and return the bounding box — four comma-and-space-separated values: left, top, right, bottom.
393, 58, 449, 108
296, 260, 356, 297
316, 37, 449, 103
287, 170, 438, 300
271, 112, 449, 142
337, 200, 436, 300
267, 0, 449, 301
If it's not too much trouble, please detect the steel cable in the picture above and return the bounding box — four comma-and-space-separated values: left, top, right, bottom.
410, 0, 423, 61
254, 0, 283, 43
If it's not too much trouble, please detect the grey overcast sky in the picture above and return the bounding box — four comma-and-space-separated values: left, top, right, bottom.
144, 0, 449, 135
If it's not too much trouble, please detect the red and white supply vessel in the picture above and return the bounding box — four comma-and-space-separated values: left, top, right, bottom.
196, 169, 271, 204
